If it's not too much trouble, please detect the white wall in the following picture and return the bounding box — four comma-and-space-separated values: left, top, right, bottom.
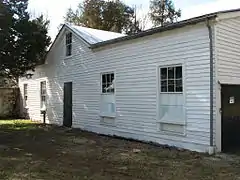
19, 23, 212, 152
215, 15, 240, 151
216, 16, 240, 84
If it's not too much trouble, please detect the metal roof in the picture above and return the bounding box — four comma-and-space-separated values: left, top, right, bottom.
90, 8, 240, 49
46, 8, 240, 56
66, 25, 126, 44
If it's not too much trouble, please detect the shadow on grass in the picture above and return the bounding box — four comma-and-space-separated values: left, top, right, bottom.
0, 121, 68, 179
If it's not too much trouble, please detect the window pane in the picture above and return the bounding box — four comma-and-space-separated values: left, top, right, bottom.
69, 45, 72, 55
41, 96, 46, 102
66, 33, 72, 45
69, 33, 72, 43
111, 73, 114, 83
41, 81, 46, 95
176, 66, 182, 79
66, 34, 69, 44
161, 80, 167, 86
40, 82, 42, 91
176, 79, 182, 87
66, 46, 69, 56
176, 86, 183, 92
43, 83, 46, 89
161, 80, 167, 92
161, 68, 167, 80
176, 79, 183, 92
168, 67, 174, 79
24, 84, 27, 96
161, 86, 167, 92
102, 74, 107, 84
102, 84, 106, 93
106, 83, 111, 93
107, 74, 111, 83
168, 80, 175, 92
66, 45, 72, 56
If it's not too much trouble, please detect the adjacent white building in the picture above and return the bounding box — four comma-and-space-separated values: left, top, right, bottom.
19, 9, 240, 153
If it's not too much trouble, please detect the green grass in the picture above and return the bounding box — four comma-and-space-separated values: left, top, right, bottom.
0, 120, 240, 180
0, 120, 38, 130
0, 120, 33, 125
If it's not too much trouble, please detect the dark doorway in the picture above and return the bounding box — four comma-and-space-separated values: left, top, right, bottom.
63, 82, 72, 127
221, 84, 240, 152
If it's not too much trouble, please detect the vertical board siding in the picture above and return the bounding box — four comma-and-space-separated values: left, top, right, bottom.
19, 24, 211, 152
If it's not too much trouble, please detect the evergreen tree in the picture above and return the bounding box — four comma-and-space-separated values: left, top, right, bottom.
149, 0, 181, 27
64, 0, 142, 35
0, 0, 51, 82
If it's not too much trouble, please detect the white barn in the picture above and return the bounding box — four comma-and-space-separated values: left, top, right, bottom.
19, 9, 240, 153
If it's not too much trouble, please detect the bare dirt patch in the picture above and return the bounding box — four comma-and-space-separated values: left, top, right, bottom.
1, 120, 240, 180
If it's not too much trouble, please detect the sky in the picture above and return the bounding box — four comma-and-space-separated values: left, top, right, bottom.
28, 0, 240, 39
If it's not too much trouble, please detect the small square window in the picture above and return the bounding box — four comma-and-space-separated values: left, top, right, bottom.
160, 66, 183, 93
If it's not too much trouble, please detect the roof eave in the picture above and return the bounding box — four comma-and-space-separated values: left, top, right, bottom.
90, 14, 217, 49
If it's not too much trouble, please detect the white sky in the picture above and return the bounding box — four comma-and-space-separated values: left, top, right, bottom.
28, 0, 240, 39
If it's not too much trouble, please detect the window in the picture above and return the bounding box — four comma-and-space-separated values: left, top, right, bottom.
100, 72, 116, 118
101, 73, 115, 93
23, 84, 28, 102
160, 66, 182, 92
158, 65, 185, 133
66, 32, 72, 56
40, 81, 46, 108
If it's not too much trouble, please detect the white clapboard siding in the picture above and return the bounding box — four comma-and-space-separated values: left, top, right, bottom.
216, 17, 240, 84
19, 23, 213, 152
214, 16, 240, 151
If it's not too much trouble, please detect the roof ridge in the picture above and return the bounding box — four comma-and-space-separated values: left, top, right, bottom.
65, 24, 126, 45
69, 24, 125, 35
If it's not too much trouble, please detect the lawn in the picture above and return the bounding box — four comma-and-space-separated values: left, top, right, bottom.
0, 120, 240, 180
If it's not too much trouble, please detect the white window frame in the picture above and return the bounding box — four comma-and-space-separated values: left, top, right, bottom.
156, 63, 186, 136
100, 72, 116, 118
101, 72, 115, 94
66, 32, 72, 57
159, 65, 183, 94
40, 81, 47, 109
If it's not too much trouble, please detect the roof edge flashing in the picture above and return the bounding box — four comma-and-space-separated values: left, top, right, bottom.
91, 14, 217, 49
